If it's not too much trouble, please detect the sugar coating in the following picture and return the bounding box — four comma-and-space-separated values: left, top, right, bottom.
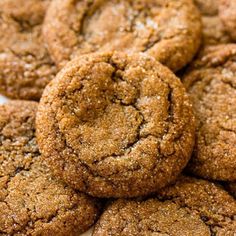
36, 51, 195, 198
43, 0, 202, 72
183, 44, 236, 181
0, 0, 57, 100
0, 101, 100, 235
93, 176, 236, 235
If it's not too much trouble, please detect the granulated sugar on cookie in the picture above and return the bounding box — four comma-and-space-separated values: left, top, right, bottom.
36, 51, 195, 198
93, 176, 236, 235
43, 0, 201, 71
0, 0, 57, 100
0, 101, 100, 235
183, 44, 236, 181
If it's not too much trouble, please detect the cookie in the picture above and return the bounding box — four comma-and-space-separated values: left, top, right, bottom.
193, 0, 232, 46
93, 199, 211, 235
158, 176, 236, 235
219, 0, 236, 41
183, 44, 236, 181
226, 182, 236, 198
43, 0, 201, 72
93, 176, 236, 236
0, 0, 57, 100
0, 101, 100, 235
36, 51, 195, 198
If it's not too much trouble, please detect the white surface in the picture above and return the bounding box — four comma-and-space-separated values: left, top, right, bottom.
0, 94, 8, 104
0, 94, 93, 236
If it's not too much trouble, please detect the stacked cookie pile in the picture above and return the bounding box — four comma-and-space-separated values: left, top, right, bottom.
0, 0, 235, 235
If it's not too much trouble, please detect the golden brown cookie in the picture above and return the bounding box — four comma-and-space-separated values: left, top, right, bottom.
43, 0, 201, 72
93, 176, 236, 236
36, 51, 195, 198
93, 199, 211, 236
0, 0, 57, 100
0, 101, 100, 235
158, 176, 236, 235
219, 0, 236, 41
183, 44, 236, 181
193, 0, 232, 46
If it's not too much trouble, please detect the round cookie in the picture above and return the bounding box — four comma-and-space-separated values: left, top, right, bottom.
183, 44, 236, 181
0, 101, 100, 235
43, 0, 201, 72
193, 0, 232, 46
0, 0, 57, 100
157, 176, 236, 235
36, 51, 196, 198
93, 199, 211, 236
93, 176, 236, 236
219, 0, 236, 41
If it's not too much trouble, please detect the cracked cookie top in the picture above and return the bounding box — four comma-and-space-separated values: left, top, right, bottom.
36, 51, 195, 198
0, 0, 57, 100
193, 0, 232, 47
0, 101, 100, 235
219, 0, 236, 41
93, 176, 236, 236
158, 176, 236, 235
183, 44, 236, 181
93, 199, 211, 236
43, 0, 201, 72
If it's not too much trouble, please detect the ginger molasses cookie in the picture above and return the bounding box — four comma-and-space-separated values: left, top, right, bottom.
157, 176, 236, 235
0, 101, 100, 235
93, 199, 211, 236
183, 44, 236, 181
219, 0, 236, 41
0, 0, 57, 100
43, 0, 201, 72
193, 0, 232, 46
93, 176, 236, 236
36, 51, 195, 198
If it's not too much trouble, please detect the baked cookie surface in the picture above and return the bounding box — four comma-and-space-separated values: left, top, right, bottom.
93, 176, 236, 236
93, 199, 211, 236
0, 0, 57, 100
0, 101, 100, 235
219, 0, 236, 41
43, 0, 201, 71
193, 0, 232, 46
36, 51, 195, 198
183, 44, 236, 181
158, 176, 236, 235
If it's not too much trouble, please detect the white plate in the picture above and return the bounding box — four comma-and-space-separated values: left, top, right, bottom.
0, 94, 93, 236
0, 94, 8, 104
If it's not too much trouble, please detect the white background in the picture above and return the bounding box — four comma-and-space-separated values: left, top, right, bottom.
0, 94, 93, 236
